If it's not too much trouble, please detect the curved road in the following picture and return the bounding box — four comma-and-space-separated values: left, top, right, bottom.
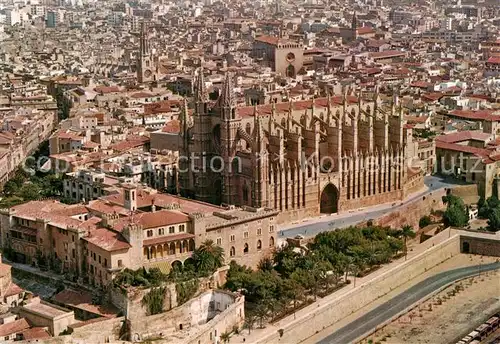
317, 261, 500, 344
279, 176, 463, 240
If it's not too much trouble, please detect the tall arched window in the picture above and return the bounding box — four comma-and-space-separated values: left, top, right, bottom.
269, 236, 275, 247
246, 122, 251, 134
257, 240, 262, 250
243, 243, 249, 254
230, 246, 235, 257
243, 183, 249, 203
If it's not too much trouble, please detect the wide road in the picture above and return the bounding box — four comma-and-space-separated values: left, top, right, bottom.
279, 175, 464, 240
317, 261, 500, 344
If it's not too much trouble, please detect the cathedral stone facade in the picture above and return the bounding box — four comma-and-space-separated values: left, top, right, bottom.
179, 70, 424, 224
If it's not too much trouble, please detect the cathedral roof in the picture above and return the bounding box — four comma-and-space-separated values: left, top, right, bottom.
236, 96, 360, 118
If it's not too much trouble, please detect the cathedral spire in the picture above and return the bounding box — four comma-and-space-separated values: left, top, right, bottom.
195, 67, 208, 103
181, 97, 189, 140
139, 21, 150, 57
221, 72, 236, 108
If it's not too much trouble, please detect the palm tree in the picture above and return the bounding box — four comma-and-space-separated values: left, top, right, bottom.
220, 331, 230, 343
193, 239, 225, 273
400, 225, 416, 261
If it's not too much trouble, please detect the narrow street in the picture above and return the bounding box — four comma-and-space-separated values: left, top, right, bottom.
278, 176, 462, 242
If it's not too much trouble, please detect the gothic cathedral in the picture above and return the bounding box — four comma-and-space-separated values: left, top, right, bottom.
179, 69, 424, 224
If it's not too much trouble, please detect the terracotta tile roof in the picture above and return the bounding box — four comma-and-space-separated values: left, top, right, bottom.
10, 201, 83, 229
4, 282, 22, 297
405, 115, 429, 124
436, 140, 490, 158
52, 204, 89, 217
369, 50, 406, 58
254, 35, 280, 46
410, 81, 433, 88
357, 27, 375, 34
94, 86, 121, 94
162, 120, 180, 133
422, 92, 444, 101
487, 57, 500, 64
143, 232, 195, 246
0, 319, 30, 337
131, 92, 155, 99
52, 289, 119, 318
86, 199, 130, 216
20, 327, 51, 340
448, 109, 500, 121
109, 135, 150, 152
436, 130, 492, 144
144, 100, 181, 115
112, 210, 189, 232
83, 227, 131, 252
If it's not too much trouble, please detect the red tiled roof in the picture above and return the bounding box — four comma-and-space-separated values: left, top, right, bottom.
449, 110, 500, 121
94, 86, 121, 94
422, 92, 444, 101
369, 50, 406, 59
83, 227, 131, 252
53, 289, 118, 318
357, 27, 375, 34
21, 327, 51, 340
4, 282, 22, 297
436, 130, 492, 144
0, 319, 30, 337
144, 100, 182, 115
111, 210, 189, 232
110, 136, 150, 152
487, 57, 500, 64
254, 35, 280, 45
436, 141, 490, 158
162, 120, 180, 133
131, 92, 154, 99
405, 115, 429, 124
410, 81, 433, 88
143, 232, 195, 246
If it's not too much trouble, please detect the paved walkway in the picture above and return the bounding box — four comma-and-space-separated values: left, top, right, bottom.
277, 176, 461, 243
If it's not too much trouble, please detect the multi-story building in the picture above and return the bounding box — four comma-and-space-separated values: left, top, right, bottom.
0, 184, 278, 287
252, 35, 304, 78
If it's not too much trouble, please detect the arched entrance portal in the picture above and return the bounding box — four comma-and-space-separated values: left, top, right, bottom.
320, 184, 339, 214
286, 65, 296, 78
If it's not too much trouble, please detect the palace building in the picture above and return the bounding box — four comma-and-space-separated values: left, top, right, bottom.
179, 70, 424, 224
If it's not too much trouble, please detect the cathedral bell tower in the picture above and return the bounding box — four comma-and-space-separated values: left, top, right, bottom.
191, 67, 214, 203
220, 72, 240, 205
137, 21, 155, 84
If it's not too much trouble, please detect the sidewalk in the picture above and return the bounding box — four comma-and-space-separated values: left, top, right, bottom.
277, 184, 430, 244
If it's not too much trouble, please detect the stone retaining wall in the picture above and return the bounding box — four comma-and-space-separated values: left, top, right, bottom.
256, 232, 461, 344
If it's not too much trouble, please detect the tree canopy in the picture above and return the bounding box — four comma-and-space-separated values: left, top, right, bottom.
478, 196, 500, 232
224, 225, 405, 326
442, 195, 469, 228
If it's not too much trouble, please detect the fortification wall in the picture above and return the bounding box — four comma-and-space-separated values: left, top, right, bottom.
256, 233, 461, 344
373, 188, 448, 229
